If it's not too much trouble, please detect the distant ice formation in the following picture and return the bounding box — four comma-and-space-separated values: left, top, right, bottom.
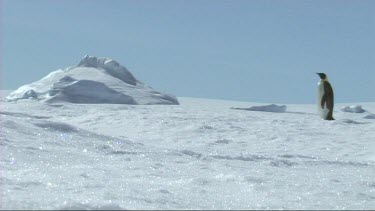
77, 55, 137, 86
247, 104, 287, 113
232, 104, 287, 113
340, 105, 366, 113
6, 55, 179, 105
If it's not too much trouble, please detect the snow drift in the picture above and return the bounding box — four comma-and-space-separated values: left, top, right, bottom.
364, 114, 375, 119
6, 55, 179, 105
341, 105, 366, 113
232, 104, 287, 113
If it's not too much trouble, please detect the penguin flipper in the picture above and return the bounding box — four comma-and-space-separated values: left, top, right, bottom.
321, 94, 327, 109
324, 82, 334, 111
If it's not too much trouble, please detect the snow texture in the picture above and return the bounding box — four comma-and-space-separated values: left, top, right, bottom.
5, 55, 179, 105
1, 95, 374, 210
341, 105, 366, 113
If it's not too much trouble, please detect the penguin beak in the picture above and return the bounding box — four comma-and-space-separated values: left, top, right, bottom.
316, 73, 326, 80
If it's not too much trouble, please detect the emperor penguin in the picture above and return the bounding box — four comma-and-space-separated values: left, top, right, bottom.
316, 73, 335, 120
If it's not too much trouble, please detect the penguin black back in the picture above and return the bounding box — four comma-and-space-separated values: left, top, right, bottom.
323, 80, 334, 120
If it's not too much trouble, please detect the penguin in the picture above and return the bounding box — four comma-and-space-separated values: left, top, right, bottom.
316, 73, 335, 120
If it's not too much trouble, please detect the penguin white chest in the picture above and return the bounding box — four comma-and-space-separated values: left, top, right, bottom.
317, 81, 329, 118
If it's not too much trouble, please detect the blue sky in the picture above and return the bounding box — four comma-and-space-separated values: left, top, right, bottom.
2, 0, 374, 103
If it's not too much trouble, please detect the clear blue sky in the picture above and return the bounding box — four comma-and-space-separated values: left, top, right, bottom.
2, 0, 374, 103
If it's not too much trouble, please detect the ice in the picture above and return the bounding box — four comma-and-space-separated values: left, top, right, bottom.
5, 55, 179, 105
232, 104, 287, 113
340, 105, 366, 113
78, 55, 137, 86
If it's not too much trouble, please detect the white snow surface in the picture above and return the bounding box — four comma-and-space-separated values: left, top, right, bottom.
5, 55, 179, 105
1, 96, 375, 210
341, 105, 366, 113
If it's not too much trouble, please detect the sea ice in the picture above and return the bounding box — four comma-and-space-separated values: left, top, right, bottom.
232, 104, 287, 113
6, 55, 179, 105
340, 105, 366, 113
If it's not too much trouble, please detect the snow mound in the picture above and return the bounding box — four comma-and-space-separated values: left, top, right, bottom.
6, 55, 179, 105
78, 55, 137, 86
363, 114, 375, 119
232, 104, 287, 113
340, 105, 366, 113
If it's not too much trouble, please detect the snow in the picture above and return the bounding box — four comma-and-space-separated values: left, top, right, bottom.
5, 55, 179, 105
341, 105, 366, 113
364, 114, 375, 119
1, 96, 375, 209
231, 104, 287, 113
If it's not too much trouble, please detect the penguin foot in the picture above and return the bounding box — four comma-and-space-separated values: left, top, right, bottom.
325, 117, 335, 120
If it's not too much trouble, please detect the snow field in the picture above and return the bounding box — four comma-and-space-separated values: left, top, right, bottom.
1, 97, 374, 209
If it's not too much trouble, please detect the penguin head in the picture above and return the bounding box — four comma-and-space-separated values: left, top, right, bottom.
316, 73, 327, 80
